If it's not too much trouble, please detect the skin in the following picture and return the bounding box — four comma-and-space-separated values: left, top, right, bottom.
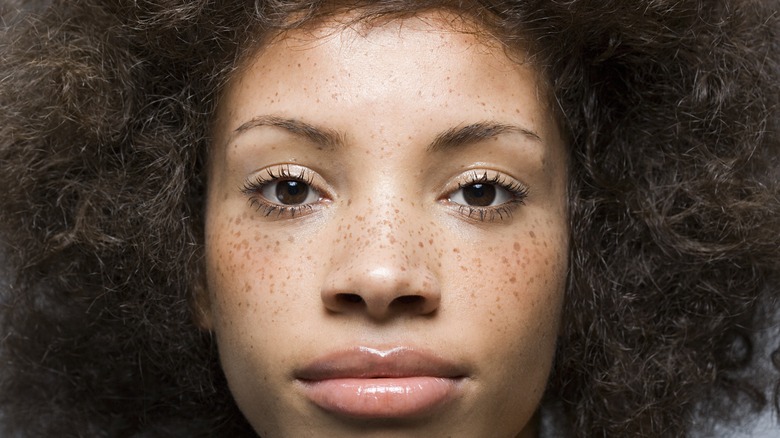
203, 12, 569, 438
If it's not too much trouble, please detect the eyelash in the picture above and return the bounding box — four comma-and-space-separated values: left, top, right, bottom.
240, 167, 529, 222
241, 165, 320, 218
450, 171, 530, 222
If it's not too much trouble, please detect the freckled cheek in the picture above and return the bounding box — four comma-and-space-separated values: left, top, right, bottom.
206, 221, 316, 332
445, 233, 566, 331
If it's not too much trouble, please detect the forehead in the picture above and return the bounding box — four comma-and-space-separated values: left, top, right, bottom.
215, 10, 552, 136
229, 8, 542, 90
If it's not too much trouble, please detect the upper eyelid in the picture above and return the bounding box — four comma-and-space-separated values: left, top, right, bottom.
241, 165, 313, 196
245, 164, 314, 184
449, 169, 529, 192
266, 165, 313, 183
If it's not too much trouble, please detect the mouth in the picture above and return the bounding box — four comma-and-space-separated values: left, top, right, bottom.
293, 346, 468, 419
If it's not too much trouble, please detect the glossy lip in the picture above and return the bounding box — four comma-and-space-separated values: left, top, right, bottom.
294, 346, 469, 419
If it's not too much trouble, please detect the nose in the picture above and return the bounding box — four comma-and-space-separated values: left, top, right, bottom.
320, 208, 441, 321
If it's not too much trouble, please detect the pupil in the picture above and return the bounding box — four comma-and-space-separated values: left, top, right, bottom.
462, 183, 495, 206
276, 180, 309, 205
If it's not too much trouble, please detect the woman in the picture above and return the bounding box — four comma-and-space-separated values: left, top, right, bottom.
1, 0, 778, 436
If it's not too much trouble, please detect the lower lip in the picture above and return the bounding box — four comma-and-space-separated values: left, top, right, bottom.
299, 376, 461, 418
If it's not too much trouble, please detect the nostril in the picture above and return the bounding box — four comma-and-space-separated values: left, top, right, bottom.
393, 295, 424, 305
336, 293, 363, 304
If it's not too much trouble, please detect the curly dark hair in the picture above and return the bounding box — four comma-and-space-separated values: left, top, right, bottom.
0, 0, 778, 436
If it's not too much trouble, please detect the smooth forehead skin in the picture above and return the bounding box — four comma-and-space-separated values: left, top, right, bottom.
205, 11, 568, 438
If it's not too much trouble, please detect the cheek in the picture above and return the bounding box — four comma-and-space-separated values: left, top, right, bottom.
446, 225, 567, 351
205, 213, 314, 334
435, 224, 566, 425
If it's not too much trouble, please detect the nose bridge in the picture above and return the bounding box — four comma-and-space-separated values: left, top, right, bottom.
321, 195, 441, 319
343, 190, 424, 263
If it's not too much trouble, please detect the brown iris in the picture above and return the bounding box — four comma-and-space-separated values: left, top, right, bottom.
276, 180, 309, 205
461, 183, 496, 206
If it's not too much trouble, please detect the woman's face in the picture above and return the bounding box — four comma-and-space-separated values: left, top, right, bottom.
204, 12, 568, 438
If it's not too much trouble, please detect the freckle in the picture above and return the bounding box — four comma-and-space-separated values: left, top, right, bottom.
453, 248, 460, 253
418, 242, 424, 248
428, 239, 433, 245
529, 231, 536, 239
513, 242, 521, 251
510, 276, 517, 283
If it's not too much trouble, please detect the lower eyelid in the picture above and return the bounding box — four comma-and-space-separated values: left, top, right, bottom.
453, 202, 522, 222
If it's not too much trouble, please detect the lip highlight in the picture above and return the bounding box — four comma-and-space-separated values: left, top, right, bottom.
294, 347, 467, 419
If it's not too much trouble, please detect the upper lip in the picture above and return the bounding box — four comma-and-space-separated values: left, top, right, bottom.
294, 346, 469, 381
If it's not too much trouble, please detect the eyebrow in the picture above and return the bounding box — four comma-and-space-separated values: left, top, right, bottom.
426, 122, 542, 153
232, 116, 541, 152
233, 115, 345, 149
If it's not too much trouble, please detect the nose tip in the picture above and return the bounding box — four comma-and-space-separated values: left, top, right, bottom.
321, 265, 441, 320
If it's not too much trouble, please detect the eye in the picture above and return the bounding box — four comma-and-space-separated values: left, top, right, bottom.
261, 179, 319, 206
449, 182, 513, 207
444, 170, 529, 222
241, 164, 326, 218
